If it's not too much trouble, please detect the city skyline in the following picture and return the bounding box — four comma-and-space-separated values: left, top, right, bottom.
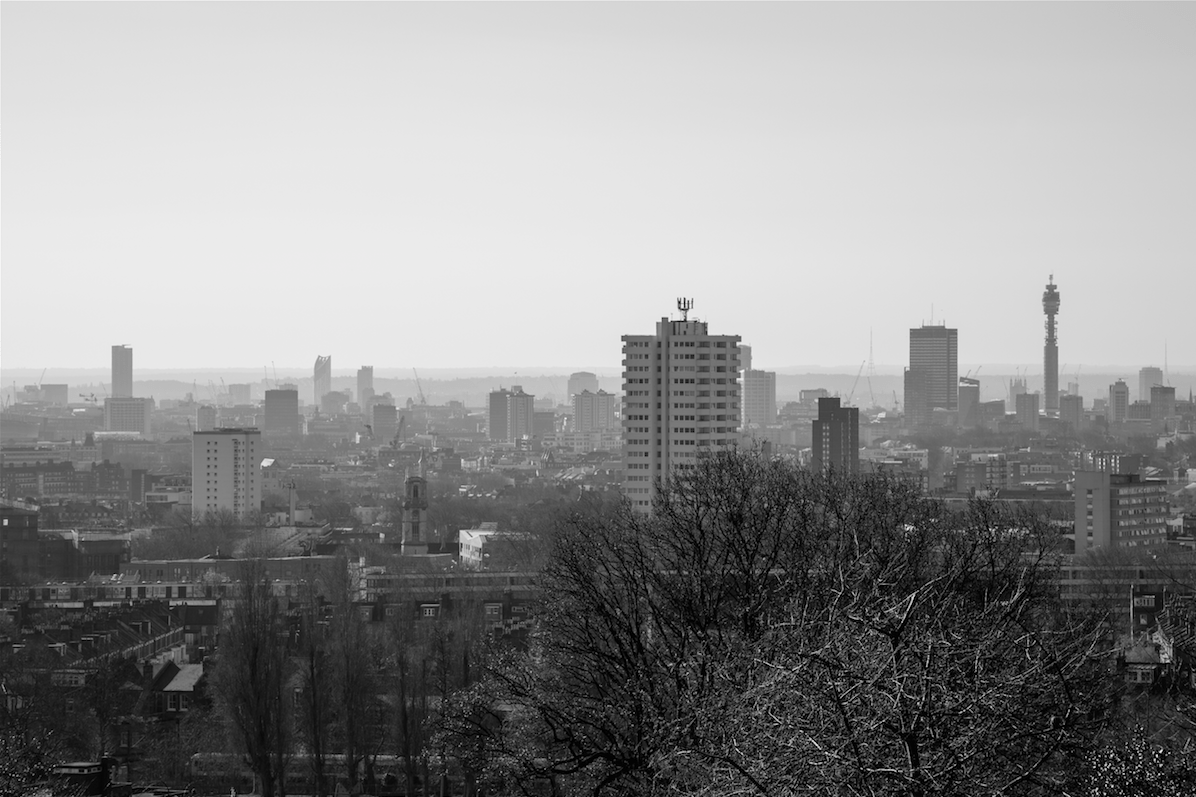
3, 3, 1193, 371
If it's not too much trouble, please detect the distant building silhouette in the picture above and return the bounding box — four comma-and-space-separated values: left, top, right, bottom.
1060, 394, 1084, 432
263, 388, 300, 437
567, 372, 599, 400
104, 397, 151, 435
905, 325, 957, 430
372, 402, 398, 443
957, 377, 980, 429
192, 428, 261, 519
227, 383, 251, 405
1107, 379, 1130, 424
1042, 276, 1060, 414
196, 405, 217, 432
621, 304, 741, 512
742, 369, 777, 427
1015, 392, 1040, 433
1151, 385, 1176, 432
488, 389, 510, 442
357, 366, 375, 406
506, 386, 535, 443
313, 355, 332, 406
1139, 367, 1163, 403
111, 345, 133, 398
812, 397, 858, 474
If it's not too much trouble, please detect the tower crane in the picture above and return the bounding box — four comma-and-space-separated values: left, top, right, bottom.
412, 368, 428, 406
845, 360, 866, 406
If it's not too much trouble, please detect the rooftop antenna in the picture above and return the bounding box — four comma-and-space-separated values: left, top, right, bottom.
677, 297, 694, 321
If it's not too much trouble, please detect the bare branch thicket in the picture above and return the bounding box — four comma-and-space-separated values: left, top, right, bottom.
440, 452, 1119, 797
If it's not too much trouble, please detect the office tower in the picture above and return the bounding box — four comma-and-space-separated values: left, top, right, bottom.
1015, 392, 1040, 433
506, 386, 536, 443
573, 389, 617, 432
742, 369, 777, 427
1139, 367, 1163, 403
111, 345, 133, 398
357, 366, 375, 406
104, 397, 152, 435
567, 372, 600, 400
957, 377, 980, 429
1107, 380, 1130, 424
227, 383, 252, 405
192, 428, 262, 519
263, 388, 301, 436
621, 303, 741, 511
905, 325, 958, 429
1073, 471, 1168, 554
534, 410, 556, 439
1042, 276, 1060, 413
314, 355, 332, 406
811, 397, 858, 474
1151, 385, 1176, 432
372, 402, 398, 443
1060, 394, 1083, 432
196, 405, 218, 432
488, 389, 511, 442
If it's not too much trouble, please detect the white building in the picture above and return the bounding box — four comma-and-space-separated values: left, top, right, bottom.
192, 428, 262, 519
621, 305, 741, 512
573, 389, 617, 432
104, 397, 152, 436
742, 369, 777, 427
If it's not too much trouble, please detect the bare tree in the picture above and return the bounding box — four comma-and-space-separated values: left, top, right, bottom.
212, 559, 294, 797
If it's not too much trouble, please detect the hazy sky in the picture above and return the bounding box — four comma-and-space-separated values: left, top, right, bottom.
3, 3, 1193, 372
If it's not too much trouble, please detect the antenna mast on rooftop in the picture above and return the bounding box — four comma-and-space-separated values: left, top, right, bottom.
677, 297, 694, 321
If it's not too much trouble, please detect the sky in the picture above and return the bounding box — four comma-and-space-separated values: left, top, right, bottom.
2, 3, 1194, 373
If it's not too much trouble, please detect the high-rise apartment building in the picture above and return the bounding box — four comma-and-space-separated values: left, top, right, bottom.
104, 397, 152, 435
1015, 392, 1040, 433
811, 397, 858, 474
1107, 380, 1130, 424
567, 372, 600, 400
372, 402, 398, 443
111, 345, 133, 398
1042, 277, 1060, 414
314, 355, 332, 406
739, 344, 752, 373
506, 386, 535, 443
1150, 385, 1176, 432
957, 377, 980, 429
196, 405, 218, 432
742, 369, 777, 427
357, 366, 375, 406
905, 325, 957, 429
621, 305, 741, 511
1139, 367, 1163, 403
1074, 471, 1168, 554
488, 389, 511, 442
573, 390, 616, 433
1060, 394, 1084, 432
263, 388, 301, 437
192, 428, 261, 519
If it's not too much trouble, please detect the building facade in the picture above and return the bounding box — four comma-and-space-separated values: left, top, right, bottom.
104, 397, 152, 436
487, 389, 510, 442
573, 390, 616, 433
1015, 392, 1040, 433
506, 387, 535, 443
1073, 471, 1169, 554
357, 366, 375, 406
111, 345, 133, 398
742, 369, 777, 428
314, 355, 332, 406
192, 428, 261, 519
567, 372, 600, 401
1060, 394, 1084, 432
1139, 367, 1163, 403
196, 405, 217, 433
811, 397, 858, 474
905, 325, 958, 429
1107, 380, 1130, 424
263, 388, 300, 437
621, 309, 741, 511
957, 377, 980, 429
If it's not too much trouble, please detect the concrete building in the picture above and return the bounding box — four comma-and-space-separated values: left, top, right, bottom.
1060, 394, 1084, 432
263, 388, 301, 437
742, 369, 777, 427
621, 303, 741, 511
506, 387, 535, 443
812, 397, 858, 474
104, 397, 152, 436
800, 388, 829, 406
488, 389, 510, 442
957, 377, 980, 429
1151, 385, 1176, 432
357, 366, 375, 406
192, 428, 262, 519
567, 372, 600, 401
1015, 392, 1040, 433
195, 405, 217, 433
1074, 471, 1169, 553
1107, 380, 1130, 424
372, 402, 398, 443
313, 355, 332, 407
1042, 277, 1060, 414
905, 325, 957, 429
573, 389, 616, 432
1139, 367, 1163, 403
227, 383, 252, 405
41, 384, 69, 407
111, 345, 133, 398
739, 344, 752, 373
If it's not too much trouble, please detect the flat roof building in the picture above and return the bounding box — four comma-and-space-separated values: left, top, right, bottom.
111, 345, 133, 398
192, 428, 262, 519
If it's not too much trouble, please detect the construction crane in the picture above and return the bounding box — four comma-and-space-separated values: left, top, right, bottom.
393, 415, 406, 448
412, 368, 428, 406
845, 360, 866, 406
79, 393, 98, 404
